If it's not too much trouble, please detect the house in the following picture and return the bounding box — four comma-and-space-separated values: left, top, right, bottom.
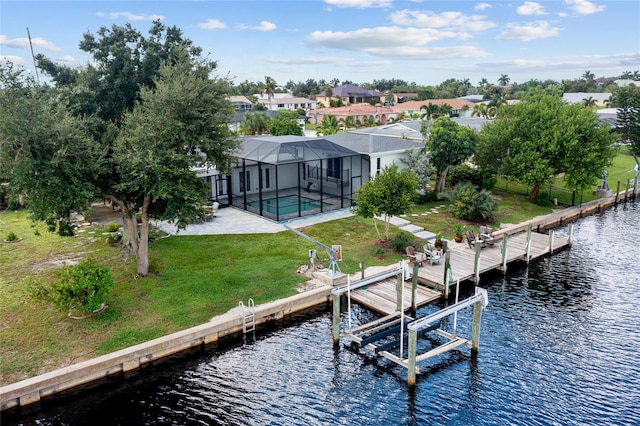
307, 104, 399, 126
253, 93, 317, 112
203, 135, 369, 222
392, 99, 477, 118
315, 84, 383, 107
229, 96, 254, 112
562, 92, 611, 107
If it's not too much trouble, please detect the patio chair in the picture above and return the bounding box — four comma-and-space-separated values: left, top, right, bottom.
423, 242, 442, 265
478, 225, 494, 246
465, 230, 485, 249
406, 246, 427, 267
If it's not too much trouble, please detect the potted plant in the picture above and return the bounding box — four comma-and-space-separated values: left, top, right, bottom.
453, 224, 466, 243
434, 232, 444, 249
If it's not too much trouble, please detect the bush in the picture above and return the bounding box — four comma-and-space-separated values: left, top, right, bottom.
5, 231, 18, 241
50, 262, 114, 315
439, 181, 499, 222
448, 163, 482, 188
390, 232, 413, 252
416, 190, 438, 204
105, 222, 120, 232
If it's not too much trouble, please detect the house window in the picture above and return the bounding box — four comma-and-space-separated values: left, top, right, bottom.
240, 170, 251, 192
327, 158, 341, 179
376, 158, 381, 175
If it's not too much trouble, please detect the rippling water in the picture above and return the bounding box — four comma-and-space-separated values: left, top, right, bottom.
4, 204, 639, 425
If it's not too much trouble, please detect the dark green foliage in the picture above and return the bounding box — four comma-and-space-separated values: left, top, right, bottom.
391, 232, 413, 252
439, 181, 499, 222
447, 163, 482, 188
611, 84, 640, 157
267, 110, 304, 136
416, 190, 438, 203
32, 262, 114, 315
5, 232, 18, 241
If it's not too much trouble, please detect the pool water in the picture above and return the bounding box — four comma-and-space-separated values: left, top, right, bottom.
247, 195, 328, 215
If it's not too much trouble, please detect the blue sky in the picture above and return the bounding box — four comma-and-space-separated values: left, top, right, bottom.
1, 0, 639, 87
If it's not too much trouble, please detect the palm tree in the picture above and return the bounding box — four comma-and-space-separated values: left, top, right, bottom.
582, 70, 595, 82
240, 111, 270, 135
259, 76, 277, 104
498, 74, 510, 87
478, 77, 489, 90
420, 102, 439, 120
582, 96, 597, 108
316, 114, 340, 136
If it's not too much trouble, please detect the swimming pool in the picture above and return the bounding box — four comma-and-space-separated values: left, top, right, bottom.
247, 195, 329, 215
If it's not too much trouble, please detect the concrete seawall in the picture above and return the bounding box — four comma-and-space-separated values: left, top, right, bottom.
0, 286, 333, 411
2, 188, 637, 411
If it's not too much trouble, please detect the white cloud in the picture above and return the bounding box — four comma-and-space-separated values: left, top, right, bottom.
496, 21, 561, 41
1, 55, 26, 66
390, 10, 496, 32
265, 56, 392, 67
96, 11, 165, 21
252, 21, 276, 31
564, 0, 605, 15
324, 0, 392, 8
308, 27, 488, 59
475, 3, 492, 11
0, 35, 61, 52
57, 55, 76, 63
517, 2, 546, 15
198, 19, 226, 30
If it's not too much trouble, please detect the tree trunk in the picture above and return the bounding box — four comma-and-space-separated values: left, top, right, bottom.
372, 217, 382, 241
527, 184, 541, 200
436, 167, 449, 193
135, 195, 151, 276
384, 214, 391, 240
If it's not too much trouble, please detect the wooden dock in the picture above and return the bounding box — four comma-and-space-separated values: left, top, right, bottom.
414, 230, 570, 291
349, 278, 440, 316
340, 228, 570, 317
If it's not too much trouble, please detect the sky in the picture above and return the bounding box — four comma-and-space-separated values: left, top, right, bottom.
1, 0, 639, 88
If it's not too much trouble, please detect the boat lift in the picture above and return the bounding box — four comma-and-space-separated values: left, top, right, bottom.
284, 224, 342, 276
335, 261, 489, 385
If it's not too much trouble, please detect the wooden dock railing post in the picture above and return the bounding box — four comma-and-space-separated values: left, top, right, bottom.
501, 234, 508, 273
411, 263, 418, 313
396, 272, 403, 312
525, 224, 532, 264
443, 250, 451, 299
473, 242, 481, 284
407, 328, 418, 386
332, 294, 340, 345
548, 230, 555, 254
567, 223, 573, 246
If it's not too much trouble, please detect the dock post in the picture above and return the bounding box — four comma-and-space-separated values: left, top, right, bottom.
473, 242, 481, 284
407, 328, 418, 386
332, 294, 340, 344
525, 224, 532, 264
443, 250, 451, 299
411, 263, 418, 313
501, 234, 508, 273
615, 181, 620, 205
567, 223, 573, 246
548, 230, 555, 254
396, 272, 403, 312
471, 295, 484, 353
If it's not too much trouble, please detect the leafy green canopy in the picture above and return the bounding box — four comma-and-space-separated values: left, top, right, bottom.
353, 163, 418, 240
475, 92, 617, 199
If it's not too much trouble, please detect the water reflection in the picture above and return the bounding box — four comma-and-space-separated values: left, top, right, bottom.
3, 205, 639, 425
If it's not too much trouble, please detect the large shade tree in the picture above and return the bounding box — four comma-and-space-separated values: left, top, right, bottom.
425, 116, 477, 193
7, 22, 239, 276
474, 91, 617, 200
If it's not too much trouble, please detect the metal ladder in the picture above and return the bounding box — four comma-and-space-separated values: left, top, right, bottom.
239, 298, 255, 334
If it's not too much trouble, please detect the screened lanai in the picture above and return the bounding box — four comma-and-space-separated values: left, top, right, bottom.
214, 135, 369, 222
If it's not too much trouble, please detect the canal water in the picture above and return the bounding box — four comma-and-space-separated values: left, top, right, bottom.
4, 204, 639, 425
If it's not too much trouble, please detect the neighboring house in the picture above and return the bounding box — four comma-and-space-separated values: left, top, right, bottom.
614, 79, 638, 87
229, 110, 307, 135
253, 93, 317, 112
202, 135, 369, 222
229, 95, 254, 112
393, 93, 418, 104
562, 92, 611, 107
316, 84, 383, 107
594, 108, 618, 127
392, 99, 476, 118
307, 104, 399, 126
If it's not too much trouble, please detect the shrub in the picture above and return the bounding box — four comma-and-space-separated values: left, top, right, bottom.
439, 181, 499, 222
448, 163, 482, 188
51, 262, 114, 315
6, 231, 18, 241
416, 190, 438, 203
390, 232, 413, 252
105, 222, 120, 232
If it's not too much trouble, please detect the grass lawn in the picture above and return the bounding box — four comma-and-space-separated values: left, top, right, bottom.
1, 148, 635, 386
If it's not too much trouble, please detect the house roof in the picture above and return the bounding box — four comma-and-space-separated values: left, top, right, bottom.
324, 132, 423, 155
392, 99, 476, 112
332, 84, 382, 98
562, 92, 611, 104
239, 135, 360, 165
